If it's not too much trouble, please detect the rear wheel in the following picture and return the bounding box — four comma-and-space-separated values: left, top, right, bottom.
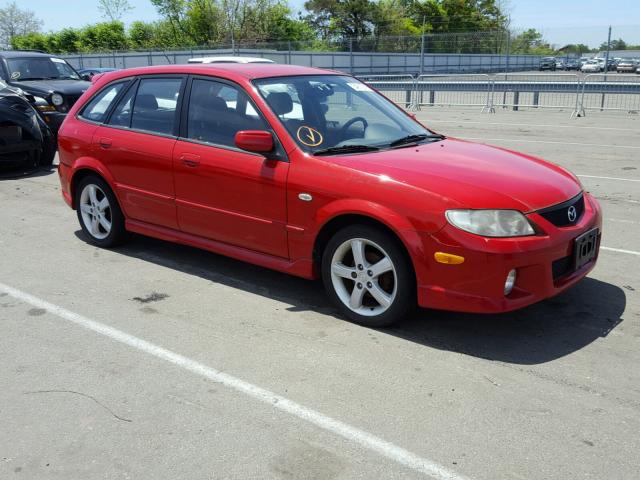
321, 225, 415, 327
76, 175, 127, 247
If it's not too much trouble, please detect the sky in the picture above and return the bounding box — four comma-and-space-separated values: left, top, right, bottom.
13, 0, 640, 48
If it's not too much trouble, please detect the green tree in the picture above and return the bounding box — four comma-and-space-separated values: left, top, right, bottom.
599, 38, 627, 51
79, 21, 129, 51
510, 28, 554, 55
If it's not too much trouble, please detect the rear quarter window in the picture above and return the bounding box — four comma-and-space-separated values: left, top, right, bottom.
79, 81, 128, 123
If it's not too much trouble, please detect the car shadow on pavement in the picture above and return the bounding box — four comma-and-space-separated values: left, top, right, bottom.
106, 232, 625, 366
388, 277, 626, 365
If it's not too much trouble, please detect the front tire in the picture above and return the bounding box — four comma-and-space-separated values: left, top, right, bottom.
321, 225, 415, 327
76, 175, 127, 247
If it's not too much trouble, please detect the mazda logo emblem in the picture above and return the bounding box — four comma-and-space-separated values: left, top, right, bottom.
567, 206, 577, 222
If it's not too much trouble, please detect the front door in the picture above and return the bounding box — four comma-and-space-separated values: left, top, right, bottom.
173, 77, 289, 258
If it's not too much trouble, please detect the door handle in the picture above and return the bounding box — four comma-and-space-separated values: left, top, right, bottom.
99, 137, 112, 149
180, 154, 201, 167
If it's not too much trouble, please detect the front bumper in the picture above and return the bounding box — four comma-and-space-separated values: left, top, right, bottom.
416, 192, 602, 313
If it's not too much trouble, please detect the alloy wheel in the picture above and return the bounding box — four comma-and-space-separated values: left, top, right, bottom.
79, 184, 112, 240
330, 237, 398, 316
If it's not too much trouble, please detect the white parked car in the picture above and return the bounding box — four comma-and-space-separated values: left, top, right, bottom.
581, 60, 602, 73
187, 56, 275, 64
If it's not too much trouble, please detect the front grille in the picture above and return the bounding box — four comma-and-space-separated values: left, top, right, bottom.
552, 255, 572, 280
538, 193, 584, 227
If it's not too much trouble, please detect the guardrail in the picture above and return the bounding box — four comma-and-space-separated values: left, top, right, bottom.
358, 73, 640, 117
579, 74, 640, 115
413, 74, 494, 111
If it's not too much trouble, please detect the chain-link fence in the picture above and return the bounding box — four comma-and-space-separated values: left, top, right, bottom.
59, 31, 549, 76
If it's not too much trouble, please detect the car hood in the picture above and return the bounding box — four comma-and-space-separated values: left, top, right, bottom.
12, 79, 91, 97
328, 138, 581, 212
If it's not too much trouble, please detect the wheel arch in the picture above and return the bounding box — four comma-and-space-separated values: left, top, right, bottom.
68, 159, 118, 209
312, 212, 421, 285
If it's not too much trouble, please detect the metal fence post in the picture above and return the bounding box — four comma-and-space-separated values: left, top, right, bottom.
420, 34, 425, 74
349, 38, 354, 74
505, 30, 511, 73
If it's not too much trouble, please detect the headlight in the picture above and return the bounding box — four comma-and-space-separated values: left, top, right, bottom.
445, 210, 535, 237
33, 96, 57, 112
51, 93, 64, 106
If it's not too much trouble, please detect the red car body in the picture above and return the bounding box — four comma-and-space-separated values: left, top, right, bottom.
57, 64, 602, 314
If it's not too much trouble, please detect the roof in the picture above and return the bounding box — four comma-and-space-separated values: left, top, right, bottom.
187, 56, 275, 64
98, 63, 342, 82
0, 50, 58, 59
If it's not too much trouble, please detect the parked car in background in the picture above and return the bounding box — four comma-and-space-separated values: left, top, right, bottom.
0, 51, 91, 135
57, 64, 601, 326
539, 57, 556, 71
187, 56, 275, 64
77, 67, 118, 81
555, 59, 565, 70
581, 60, 602, 73
617, 59, 638, 73
0, 80, 55, 169
564, 59, 580, 70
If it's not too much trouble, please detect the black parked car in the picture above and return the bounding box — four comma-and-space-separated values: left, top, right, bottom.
539, 57, 556, 71
0, 51, 90, 135
77, 67, 118, 81
0, 80, 56, 169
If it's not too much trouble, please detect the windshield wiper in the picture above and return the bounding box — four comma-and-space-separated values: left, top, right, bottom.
389, 133, 445, 148
313, 145, 380, 156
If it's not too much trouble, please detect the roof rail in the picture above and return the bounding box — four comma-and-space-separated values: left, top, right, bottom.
13, 49, 47, 53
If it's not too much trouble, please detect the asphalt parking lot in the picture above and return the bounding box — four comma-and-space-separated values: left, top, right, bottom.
1, 108, 639, 479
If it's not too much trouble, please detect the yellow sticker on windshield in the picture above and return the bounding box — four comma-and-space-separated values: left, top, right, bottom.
297, 126, 323, 147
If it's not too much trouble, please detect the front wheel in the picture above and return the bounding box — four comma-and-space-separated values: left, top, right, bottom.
321, 225, 415, 327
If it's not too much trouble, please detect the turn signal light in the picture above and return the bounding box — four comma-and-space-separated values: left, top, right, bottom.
434, 252, 465, 265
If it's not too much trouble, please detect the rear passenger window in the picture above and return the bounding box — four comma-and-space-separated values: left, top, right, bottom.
80, 81, 126, 123
186, 79, 267, 148
131, 78, 182, 135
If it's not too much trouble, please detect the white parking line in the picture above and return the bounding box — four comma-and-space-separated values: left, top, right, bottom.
426, 119, 640, 132
608, 218, 640, 225
601, 246, 640, 256
578, 175, 640, 183
0, 282, 470, 480
459, 137, 640, 150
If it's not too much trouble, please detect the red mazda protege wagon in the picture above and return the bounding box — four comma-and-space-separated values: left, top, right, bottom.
58, 64, 601, 326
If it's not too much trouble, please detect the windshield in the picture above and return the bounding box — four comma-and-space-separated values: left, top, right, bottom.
7, 57, 80, 81
254, 75, 440, 155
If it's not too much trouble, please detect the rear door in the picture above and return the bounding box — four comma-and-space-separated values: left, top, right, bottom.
94, 75, 186, 229
173, 76, 289, 258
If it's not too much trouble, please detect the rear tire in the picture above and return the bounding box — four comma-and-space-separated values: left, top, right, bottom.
321, 225, 415, 327
75, 175, 127, 247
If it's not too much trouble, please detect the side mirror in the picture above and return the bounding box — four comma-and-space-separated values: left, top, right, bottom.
81, 74, 91, 81
235, 130, 274, 153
